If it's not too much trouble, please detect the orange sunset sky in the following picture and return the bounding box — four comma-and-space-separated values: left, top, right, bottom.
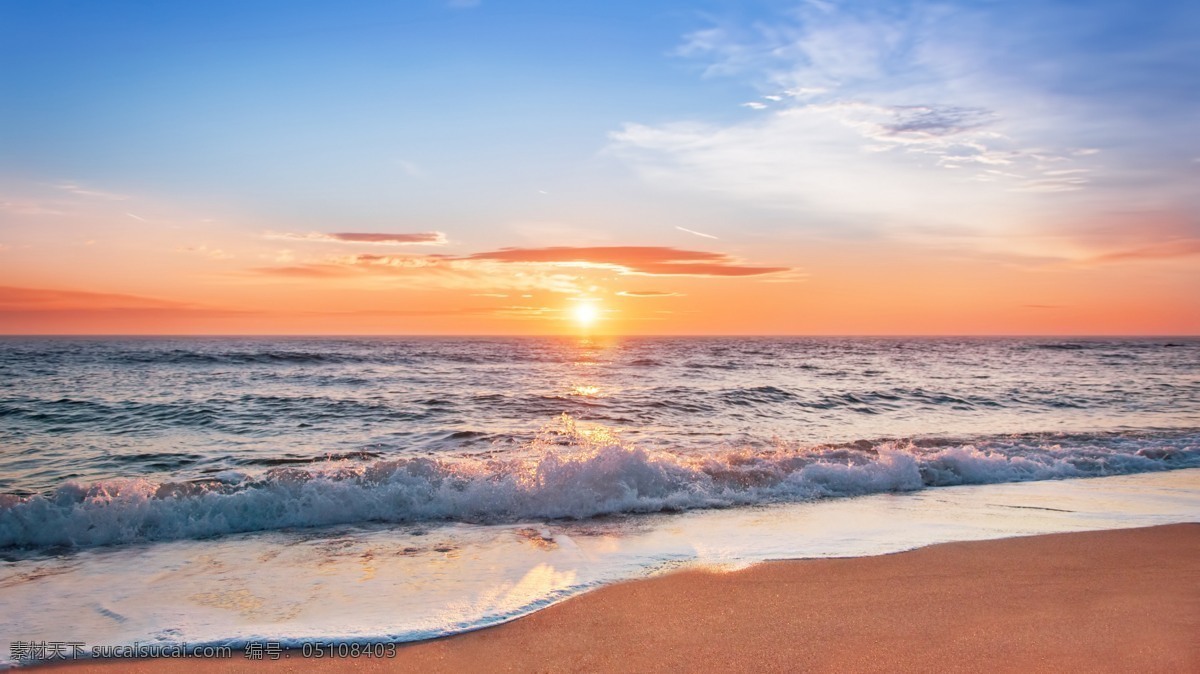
1, 1, 1197, 335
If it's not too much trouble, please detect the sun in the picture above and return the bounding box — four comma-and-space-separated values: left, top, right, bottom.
572, 303, 600, 328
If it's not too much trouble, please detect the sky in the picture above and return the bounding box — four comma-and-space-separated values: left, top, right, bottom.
0, 0, 1197, 335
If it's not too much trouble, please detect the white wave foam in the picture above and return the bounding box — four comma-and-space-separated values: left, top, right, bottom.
3, 419, 1198, 550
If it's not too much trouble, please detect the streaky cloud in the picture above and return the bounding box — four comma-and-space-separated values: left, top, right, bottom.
675, 226, 718, 240
1090, 239, 1200, 263
265, 231, 448, 246
461, 246, 788, 277
0, 286, 192, 310
617, 290, 684, 297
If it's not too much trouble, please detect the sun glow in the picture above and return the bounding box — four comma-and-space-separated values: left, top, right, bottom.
572, 303, 599, 328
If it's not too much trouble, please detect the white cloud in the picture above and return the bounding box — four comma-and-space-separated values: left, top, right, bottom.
264, 231, 448, 246
675, 226, 718, 240
609, 1, 1116, 240
54, 182, 129, 201
613, 106, 1053, 234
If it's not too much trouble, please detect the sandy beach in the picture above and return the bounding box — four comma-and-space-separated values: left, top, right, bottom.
37, 523, 1198, 673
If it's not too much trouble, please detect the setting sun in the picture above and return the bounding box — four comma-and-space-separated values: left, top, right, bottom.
573, 303, 600, 328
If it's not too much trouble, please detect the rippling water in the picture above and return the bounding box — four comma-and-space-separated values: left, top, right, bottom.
1, 336, 1199, 663
2, 336, 1198, 549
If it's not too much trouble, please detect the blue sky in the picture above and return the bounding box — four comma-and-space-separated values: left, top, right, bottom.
1, 2, 735, 226
2, 0, 1197, 233
0, 0, 1197, 334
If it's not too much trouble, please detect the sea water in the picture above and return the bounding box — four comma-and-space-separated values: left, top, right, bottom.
1, 337, 1198, 664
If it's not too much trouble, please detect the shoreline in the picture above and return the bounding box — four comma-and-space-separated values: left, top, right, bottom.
35, 523, 1200, 672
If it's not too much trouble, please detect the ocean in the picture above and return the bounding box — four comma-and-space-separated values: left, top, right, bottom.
2, 337, 1199, 664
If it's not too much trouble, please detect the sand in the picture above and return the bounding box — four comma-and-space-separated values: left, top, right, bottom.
40, 523, 1200, 673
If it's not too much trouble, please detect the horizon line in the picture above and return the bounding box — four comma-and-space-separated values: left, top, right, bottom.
1, 334, 1196, 339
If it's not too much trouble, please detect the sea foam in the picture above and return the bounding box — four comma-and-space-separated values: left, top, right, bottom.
3, 420, 1197, 551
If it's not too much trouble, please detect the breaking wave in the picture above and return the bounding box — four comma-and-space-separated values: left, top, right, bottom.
3, 420, 1197, 551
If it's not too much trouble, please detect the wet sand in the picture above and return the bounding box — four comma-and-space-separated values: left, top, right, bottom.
42, 523, 1200, 673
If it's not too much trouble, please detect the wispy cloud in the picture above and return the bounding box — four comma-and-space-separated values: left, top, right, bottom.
264, 231, 448, 246
1047, 211, 1200, 262
249, 244, 789, 297
617, 290, 683, 297
1090, 239, 1200, 264
177, 244, 234, 260
0, 199, 63, 216
610, 0, 1199, 251
675, 226, 718, 240
252, 265, 354, 279
461, 246, 789, 277
611, 107, 1047, 233
395, 159, 425, 177
252, 252, 584, 294
54, 182, 129, 201
0, 285, 500, 332
0, 286, 193, 310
